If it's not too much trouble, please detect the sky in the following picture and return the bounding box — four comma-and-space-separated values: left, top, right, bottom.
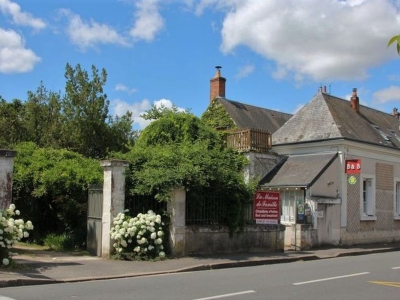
1, 0, 400, 130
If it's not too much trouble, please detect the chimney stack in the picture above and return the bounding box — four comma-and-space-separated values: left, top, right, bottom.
210, 66, 226, 103
393, 108, 399, 119
350, 88, 359, 112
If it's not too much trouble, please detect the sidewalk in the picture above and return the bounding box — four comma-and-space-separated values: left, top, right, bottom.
1, 242, 399, 288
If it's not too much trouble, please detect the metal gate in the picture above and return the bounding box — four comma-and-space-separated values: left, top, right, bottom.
87, 185, 103, 256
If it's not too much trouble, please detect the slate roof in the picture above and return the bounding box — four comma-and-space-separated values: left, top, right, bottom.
272, 91, 400, 149
218, 98, 292, 133
259, 153, 338, 187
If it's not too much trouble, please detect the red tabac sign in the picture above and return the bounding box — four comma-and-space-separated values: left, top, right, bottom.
345, 159, 361, 174
253, 191, 280, 224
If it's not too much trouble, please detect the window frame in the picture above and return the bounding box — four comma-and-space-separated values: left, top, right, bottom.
360, 174, 376, 221
280, 188, 304, 224
394, 178, 400, 220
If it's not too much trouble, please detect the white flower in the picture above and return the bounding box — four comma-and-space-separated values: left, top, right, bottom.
159, 251, 166, 258
157, 231, 164, 237
134, 246, 140, 252
2, 258, 10, 266
150, 232, 157, 239
23, 231, 29, 238
15, 210, 20, 216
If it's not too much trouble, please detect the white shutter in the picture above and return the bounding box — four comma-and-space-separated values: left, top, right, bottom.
366, 179, 374, 216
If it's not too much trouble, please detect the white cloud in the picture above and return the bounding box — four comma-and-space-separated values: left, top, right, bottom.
111, 98, 184, 130
235, 64, 254, 79
0, 28, 40, 73
60, 9, 130, 50
193, 0, 400, 82
0, 0, 46, 30
130, 0, 164, 42
373, 86, 400, 104
115, 83, 137, 95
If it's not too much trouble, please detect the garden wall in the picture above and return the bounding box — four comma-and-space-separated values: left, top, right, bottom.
183, 225, 285, 255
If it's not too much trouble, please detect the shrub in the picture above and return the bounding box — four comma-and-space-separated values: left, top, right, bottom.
110, 210, 166, 261
0, 204, 34, 267
44, 233, 75, 251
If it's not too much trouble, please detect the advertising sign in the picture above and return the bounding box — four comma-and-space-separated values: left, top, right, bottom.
253, 191, 280, 224
345, 159, 361, 174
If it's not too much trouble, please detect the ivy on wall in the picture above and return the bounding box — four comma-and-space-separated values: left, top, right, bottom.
201, 98, 236, 131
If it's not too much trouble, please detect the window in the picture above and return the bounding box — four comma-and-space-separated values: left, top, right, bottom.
361, 176, 376, 220
394, 181, 400, 219
280, 189, 304, 224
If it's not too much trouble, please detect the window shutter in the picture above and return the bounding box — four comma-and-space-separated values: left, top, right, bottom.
366, 179, 374, 216
397, 183, 400, 215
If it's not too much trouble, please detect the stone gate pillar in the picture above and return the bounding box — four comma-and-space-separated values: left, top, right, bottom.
168, 189, 186, 257
0, 150, 17, 210
100, 159, 129, 258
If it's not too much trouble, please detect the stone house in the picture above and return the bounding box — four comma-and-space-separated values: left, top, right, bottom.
202, 67, 292, 182
261, 88, 400, 249
204, 68, 400, 250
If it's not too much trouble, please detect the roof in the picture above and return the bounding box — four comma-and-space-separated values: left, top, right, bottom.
272, 91, 400, 149
218, 98, 292, 133
259, 152, 338, 188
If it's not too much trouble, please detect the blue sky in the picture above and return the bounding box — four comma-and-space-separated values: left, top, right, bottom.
1, 0, 400, 129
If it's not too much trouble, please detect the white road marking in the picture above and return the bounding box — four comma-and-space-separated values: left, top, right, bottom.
192, 290, 256, 300
391, 266, 400, 269
293, 272, 370, 285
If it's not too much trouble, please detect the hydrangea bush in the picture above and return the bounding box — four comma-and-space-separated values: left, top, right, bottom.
0, 204, 34, 267
110, 210, 166, 260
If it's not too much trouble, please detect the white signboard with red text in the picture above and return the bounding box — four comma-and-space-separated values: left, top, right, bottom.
253, 191, 280, 224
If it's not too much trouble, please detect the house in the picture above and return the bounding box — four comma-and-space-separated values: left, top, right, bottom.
202, 67, 292, 181
260, 88, 400, 249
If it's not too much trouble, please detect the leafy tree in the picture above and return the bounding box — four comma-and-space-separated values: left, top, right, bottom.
12, 142, 103, 247
0, 98, 28, 148
388, 34, 400, 54
141, 103, 189, 121
115, 110, 254, 232
60, 63, 134, 158
24, 82, 62, 148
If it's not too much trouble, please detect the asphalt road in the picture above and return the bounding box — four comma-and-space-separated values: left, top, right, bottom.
1, 251, 399, 300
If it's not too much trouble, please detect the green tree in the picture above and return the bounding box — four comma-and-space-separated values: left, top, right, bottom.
0, 98, 28, 148
388, 34, 400, 54
116, 110, 254, 232
24, 82, 62, 148
61, 63, 134, 158
12, 142, 103, 247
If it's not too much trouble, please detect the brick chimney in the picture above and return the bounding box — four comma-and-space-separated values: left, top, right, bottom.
350, 88, 359, 112
210, 66, 226, 103
393, 108, 399, 119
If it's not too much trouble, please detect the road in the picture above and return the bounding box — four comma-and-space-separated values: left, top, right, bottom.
0, 251, 399, 300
